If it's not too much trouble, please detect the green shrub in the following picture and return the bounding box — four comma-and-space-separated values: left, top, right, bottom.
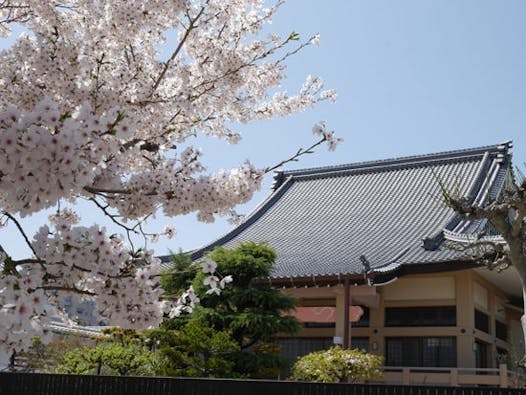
56, 342, 163, 376
290, 346, 383, 383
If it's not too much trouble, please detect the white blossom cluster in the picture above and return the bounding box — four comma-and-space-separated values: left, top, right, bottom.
0, 210, 227, 363
31, 211, 168, 328
0, 98, 133, 216
167, 258, 233, 317
0, 0, 339, 364
0, 266, 55, 368
312, 121, 343, 151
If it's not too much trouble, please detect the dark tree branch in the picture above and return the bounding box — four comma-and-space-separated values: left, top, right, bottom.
38, 285, 96, 296
12, 258, 46, 266
88, 197, 151, 250
149, 1, 209, 96
264, 135, 327, 174
1, 210, 40, 258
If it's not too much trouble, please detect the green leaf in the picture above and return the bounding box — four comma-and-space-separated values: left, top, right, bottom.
288, 31, 300, 41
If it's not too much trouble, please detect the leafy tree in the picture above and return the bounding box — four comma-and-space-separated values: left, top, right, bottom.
0, 0, 339, 365
55, 328, 164, 376
146, 322, 240, 378
56, 343, 161, 376
163, 242, 301, 377
160, 250, 196, 299
50, 320, 239, 378
195, 243, 300, 347
13, 336, 85, 373
290, 346, 383, 383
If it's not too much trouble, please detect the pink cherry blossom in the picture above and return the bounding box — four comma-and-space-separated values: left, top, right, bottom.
0, 0, 339, 365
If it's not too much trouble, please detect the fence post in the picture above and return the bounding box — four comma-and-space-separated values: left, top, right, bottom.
449, 368, 458, 386
499, 363, 508, 388
402, 368, 411, 385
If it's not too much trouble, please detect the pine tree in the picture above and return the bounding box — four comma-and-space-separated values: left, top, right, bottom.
163, 242, 301, 377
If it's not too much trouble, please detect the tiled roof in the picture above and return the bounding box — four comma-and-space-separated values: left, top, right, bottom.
165, 142, 512, 284
46, 322, 104, 337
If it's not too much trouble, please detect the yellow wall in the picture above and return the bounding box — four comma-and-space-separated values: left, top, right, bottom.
382, 276, 456, 301
285, 269, 522, 369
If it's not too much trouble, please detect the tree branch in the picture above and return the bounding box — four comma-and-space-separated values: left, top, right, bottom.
264, 135, 327, 174
88, 197, 149, 250
1, 210, 40, 258
443, 237, 510, 271
84, 185, 132, 195
149, 1, 209, 96
38, 285, 96, 296
12, 258, 46, 266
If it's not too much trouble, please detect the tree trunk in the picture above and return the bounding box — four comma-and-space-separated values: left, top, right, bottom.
515, 259, 526, 366
9, 351, 15, 371
521, 285, 526, 365
507, 245, 526, 365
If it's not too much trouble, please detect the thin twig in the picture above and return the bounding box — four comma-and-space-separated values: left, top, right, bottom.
149, 1, 209, 96
88, 197, 142, 249
38, 285, 96, 296
89, 197, 139, 234
264, 136, 327, 174
1, 211, 40, 258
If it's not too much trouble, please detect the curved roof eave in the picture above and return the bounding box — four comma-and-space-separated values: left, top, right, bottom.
158, 175, 296, 264
160, 141, 513, 281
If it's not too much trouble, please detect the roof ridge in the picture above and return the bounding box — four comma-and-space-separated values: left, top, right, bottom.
274, 142, 512, 186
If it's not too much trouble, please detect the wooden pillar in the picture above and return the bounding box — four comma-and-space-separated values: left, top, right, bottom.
449, 368, 458, 386
334, 283, 352, 348
456, 271, 476, 368
487, 286, 497, 368
343, 278, 351, 349
499, 363, 508, 388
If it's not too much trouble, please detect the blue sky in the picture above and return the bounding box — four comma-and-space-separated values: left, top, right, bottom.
2, 0, 526, 259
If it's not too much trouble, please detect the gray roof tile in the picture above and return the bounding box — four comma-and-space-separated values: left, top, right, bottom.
163, 142, 512, 283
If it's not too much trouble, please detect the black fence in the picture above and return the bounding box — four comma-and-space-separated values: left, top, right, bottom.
0, 373, 523, 395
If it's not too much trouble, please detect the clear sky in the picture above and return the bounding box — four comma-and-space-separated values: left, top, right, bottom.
2, 0, 526, 259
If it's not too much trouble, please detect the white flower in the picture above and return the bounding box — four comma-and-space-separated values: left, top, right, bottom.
219, 275, 233, 289
163, 226, 176, 239
200, 259, 217, 274
203, 275, 219, 288
168, 305, 184, 318
312, 121, 326, 136
206, 286, 221, 296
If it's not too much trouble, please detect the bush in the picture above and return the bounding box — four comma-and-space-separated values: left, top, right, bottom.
289, 346, 383, 383
54, 328, 167, 376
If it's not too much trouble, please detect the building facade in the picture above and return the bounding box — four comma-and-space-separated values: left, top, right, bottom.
165, 141, 524, 383
280, 268, 523, 371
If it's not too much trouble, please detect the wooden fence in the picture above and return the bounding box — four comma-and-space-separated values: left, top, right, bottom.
0, 373, 524, 395
379, 365, 526, 388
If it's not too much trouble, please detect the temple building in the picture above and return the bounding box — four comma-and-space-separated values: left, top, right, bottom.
177, 141, 525, 385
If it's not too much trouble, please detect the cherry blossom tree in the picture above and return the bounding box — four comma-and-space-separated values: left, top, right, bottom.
0, 0, 339, 367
